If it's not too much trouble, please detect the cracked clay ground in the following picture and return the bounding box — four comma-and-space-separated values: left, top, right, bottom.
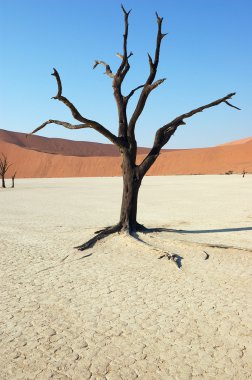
0, 176, 252, 379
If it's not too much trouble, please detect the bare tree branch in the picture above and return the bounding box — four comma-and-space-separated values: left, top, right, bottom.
117, 52, 133, 60
31, 118, 119, 146
149, 78, 166, 91
93, 60, 115, 78
51, 68, 62, 98
128, 12, 167, 137
116, 4, 131, 77
224, 101, 241, 110
153, 12, 165, 70
125, 84, 145, 103
0, 154, 12, 174
147, 53, 154, 69
139, 92, 239, 176
33, 69, 120, 146
0, 154, 12, 188
91, 6, 132, 143
169, 92, 239, 125
51, 68, 87, 122
111, 5, 132, 139
31, 120, 90, 135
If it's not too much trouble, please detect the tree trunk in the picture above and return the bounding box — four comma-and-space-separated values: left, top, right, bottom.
1, 176, 5, 188
119, 153, 142, 232
12, 177, 15, 188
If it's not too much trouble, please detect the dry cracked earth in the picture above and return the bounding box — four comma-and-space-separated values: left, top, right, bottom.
0, 177, 252, 379
1, 228, 252, 379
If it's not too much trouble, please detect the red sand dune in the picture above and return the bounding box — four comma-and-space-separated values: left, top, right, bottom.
218, 137, 252, 146
0, 129, 151, 157
0, 129, 251, 178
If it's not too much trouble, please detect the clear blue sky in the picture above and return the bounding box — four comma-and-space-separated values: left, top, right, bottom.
0, 0, 251, 148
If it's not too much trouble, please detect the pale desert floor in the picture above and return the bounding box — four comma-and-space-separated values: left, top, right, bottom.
0, 175, 252, 380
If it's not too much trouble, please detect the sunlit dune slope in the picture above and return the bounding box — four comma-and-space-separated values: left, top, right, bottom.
218, 137, 252, 146
0, 129, 251, 177
0, 129, 150, 157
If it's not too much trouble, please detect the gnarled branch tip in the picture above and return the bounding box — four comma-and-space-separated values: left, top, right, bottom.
225, 100, 241, 110
121, 4, 131, 16
93, 60, 99, 69
147, 53, 154, 66
92, 60, 115, 78
155, 11, 163, 22
50, 67, 62, 98
149, 77, 166, 91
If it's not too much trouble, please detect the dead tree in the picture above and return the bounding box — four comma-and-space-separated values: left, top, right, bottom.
0, 154, 12, 188
31, 6, 240, 250
11, 171, 17, 188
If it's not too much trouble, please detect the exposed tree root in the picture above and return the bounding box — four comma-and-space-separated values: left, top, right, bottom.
75, 222, 152, 251
94, 225, 116, 234
74, 222, 181, 268
75, 223, 122, 251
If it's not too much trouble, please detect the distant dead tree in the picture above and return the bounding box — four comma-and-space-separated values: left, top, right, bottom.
242, 169, 246, 178
11, 171, 17, 188
32, 5, 240, 250
0, 154, 12, 188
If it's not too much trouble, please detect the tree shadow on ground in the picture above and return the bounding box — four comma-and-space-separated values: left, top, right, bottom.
141, 226, 252, 235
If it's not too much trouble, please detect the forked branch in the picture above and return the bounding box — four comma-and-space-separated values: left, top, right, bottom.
116, 4, 131, 78
50, 68, 93, 122
139, 92, 240, 176
124, 84, 145, 104
168, 92, 239, 126
0, 154, 12, 188
94, 5, 131, 82
224, 101, 241, 110
31, 120, 90, 135
0, 154, 12, 175
92, 6, 132, 139
128, 11, 167, 136
32, 69, 119, 146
